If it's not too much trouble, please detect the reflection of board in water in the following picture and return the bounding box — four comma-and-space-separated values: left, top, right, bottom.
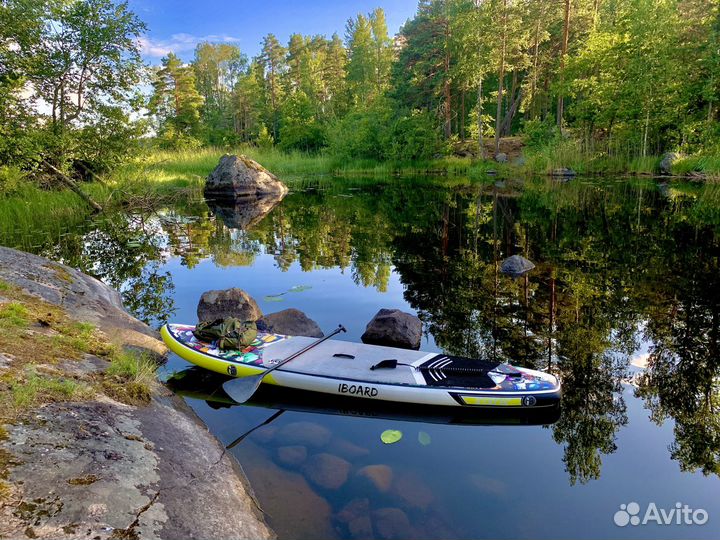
166, 367, 562, 427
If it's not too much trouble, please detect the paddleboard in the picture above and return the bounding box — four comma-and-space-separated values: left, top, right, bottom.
161, 324, 561, 409
167, 366, 562, 425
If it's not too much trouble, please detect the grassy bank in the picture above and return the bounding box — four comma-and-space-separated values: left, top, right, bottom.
0, 278, 158, 424
520, 138, 720, 178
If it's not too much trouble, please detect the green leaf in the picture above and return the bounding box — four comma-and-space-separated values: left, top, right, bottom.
288, 285, 312, 293
380, 429, 403, 444
418, 431, 431, 446
264, 295, 284, 302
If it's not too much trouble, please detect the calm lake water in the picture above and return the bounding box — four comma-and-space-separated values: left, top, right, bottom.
7, 176, 720, 539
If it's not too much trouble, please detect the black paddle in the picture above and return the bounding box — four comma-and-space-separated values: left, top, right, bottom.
222, 324, 347, 404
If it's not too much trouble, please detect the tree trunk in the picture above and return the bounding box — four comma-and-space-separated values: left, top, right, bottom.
557, 0, 571, 128
501, 87, 523, 136
495, 0, 507, 154
443, 20, 452, 139
642, 108, 650, 157
461, 89, 466, 141
531, 18, 541, 119
478, 79, 486, 159
44, 161, 103, 213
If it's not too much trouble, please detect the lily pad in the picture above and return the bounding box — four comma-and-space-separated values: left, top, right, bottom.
288, 285, 312, 293
381, 429, 403, 445
418, 431, 431, 446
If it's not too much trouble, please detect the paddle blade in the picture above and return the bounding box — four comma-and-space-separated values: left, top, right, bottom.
222, 374, 264, 404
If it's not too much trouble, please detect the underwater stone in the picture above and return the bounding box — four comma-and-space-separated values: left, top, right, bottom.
372, 507, 412, 540
274, 421, 331, 448
302, 453, 351, 490
275, 445, 308, 468
356, 464, 393, 493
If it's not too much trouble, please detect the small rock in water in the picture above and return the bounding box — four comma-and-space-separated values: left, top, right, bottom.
348, 516, 374, 539
361, 309, 422, 350
500, 255, 535, 278
196, 288, 262, 322
258, 308, 323, 337
302, 453, 351, 490
372, 507, 412, 540
335, 498, 371, 524
551, 167, 576, 177
391, 472, 434, 510
274, 421, 331, 448
495, 152, 508, 163
275, 445, 307, 468
327, 438, 370, 460
356, 464, 393, 493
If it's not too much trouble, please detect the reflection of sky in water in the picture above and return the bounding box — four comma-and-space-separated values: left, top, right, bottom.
160, 253, 440, 351
158, 247, 720, 540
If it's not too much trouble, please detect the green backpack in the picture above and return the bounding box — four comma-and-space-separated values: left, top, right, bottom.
193, 318, 258, 350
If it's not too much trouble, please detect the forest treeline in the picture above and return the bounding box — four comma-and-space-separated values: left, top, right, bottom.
1, 0, 719, 182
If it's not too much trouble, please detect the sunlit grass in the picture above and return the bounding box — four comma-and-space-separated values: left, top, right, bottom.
101, 349, 158, 404
7, 366, 93, 410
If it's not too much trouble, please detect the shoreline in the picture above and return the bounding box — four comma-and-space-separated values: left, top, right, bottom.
0, 246, 274, 540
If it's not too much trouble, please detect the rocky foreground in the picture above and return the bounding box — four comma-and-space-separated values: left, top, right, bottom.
0, 247, 273, 540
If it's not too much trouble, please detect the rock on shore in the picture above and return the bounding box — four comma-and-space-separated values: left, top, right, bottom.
0, 246, 273, 540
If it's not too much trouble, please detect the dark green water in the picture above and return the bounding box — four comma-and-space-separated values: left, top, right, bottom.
7, 176, 720, 539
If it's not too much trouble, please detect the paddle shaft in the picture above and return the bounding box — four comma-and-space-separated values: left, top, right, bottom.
263, 324, 347, 377
223, 324, 347, 403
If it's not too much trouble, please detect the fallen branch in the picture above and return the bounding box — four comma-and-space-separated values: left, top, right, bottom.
43, 161, 103, 213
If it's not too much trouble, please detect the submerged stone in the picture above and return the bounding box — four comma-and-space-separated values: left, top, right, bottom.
274, 421, 331, 448
356, 464, 393, 493
302, 453, 351, 490
275, 445, 308, 468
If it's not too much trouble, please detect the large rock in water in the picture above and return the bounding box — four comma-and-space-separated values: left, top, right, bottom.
500, 255, 535, 278
257, 308, 323, 337
197, 288, 262, 322
204, 155, 288, 200
361, 308, 422, 350
660, 152, 680, 175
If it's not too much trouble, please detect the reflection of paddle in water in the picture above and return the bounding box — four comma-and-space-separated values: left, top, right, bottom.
264, 285, 312, 302
226, 409, 285, 449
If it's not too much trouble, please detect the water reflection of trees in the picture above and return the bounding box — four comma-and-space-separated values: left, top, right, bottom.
23, 175, 720, 483
635, 219, 720, 476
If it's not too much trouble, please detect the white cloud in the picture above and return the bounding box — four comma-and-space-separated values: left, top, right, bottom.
138, 33, 242, 58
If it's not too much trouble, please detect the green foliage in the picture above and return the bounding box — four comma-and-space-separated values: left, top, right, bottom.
386, 111, 447, 161
279, 91, 326, 151
521, 117, 561, 150
0, 166, 25, 197
328, 100, 393, 160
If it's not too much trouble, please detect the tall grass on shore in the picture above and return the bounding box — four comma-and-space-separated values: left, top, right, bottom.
521, 137, 720, 177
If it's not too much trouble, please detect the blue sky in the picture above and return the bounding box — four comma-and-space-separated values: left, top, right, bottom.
129, 0, 418, 64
